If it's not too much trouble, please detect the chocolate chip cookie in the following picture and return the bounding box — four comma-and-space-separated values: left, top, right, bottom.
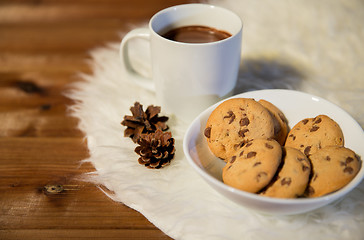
222, 138, 282, 193
285, 115, 344, 157
306, 146, 361, 197
261, 147, 311, 198
258, 99, 289, 145
204, 98, 275, 160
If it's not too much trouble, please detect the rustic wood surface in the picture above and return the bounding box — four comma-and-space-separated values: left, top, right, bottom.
0, 1, 197, 239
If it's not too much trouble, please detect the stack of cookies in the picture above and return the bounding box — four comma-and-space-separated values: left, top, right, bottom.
204, 98, 361, 198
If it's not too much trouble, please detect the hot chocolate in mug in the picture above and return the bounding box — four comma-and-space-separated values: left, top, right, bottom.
120, 3, 243, 122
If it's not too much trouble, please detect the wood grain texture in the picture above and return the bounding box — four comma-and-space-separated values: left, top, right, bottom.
0, 0, 197, 239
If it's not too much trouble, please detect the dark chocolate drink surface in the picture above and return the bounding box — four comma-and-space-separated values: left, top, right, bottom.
161, 25, 232, 43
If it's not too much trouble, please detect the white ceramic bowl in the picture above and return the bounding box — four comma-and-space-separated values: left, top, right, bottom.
183, 89, 364, 215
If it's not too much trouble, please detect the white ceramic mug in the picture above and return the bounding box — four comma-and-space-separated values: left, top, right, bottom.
120, 3, 243, 122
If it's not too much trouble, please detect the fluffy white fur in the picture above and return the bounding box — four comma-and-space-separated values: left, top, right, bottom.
67, 0, 364, 239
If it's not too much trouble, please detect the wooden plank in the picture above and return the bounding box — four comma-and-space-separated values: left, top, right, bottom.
0, 53, 91, 73
0, 71, 84, 137
0, 109, 83, 137
0, 0, 191, 23
0, 5, 152, 23
0, 22, 125, 53
0, 229, 171, 240
0, 137, 89, 164
0, 0, 194, 52
0, 182, 157, 230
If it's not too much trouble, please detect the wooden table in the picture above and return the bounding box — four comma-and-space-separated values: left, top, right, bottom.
0, 1, 197, 239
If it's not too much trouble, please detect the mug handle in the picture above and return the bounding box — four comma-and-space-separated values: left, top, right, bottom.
119, 28, 155, 91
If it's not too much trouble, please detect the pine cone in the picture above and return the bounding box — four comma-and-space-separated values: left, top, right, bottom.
135, 130, 175, 169
121, 102, 169, 143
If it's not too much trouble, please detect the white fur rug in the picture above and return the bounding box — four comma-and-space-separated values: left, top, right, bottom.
67, 0, 364, 239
